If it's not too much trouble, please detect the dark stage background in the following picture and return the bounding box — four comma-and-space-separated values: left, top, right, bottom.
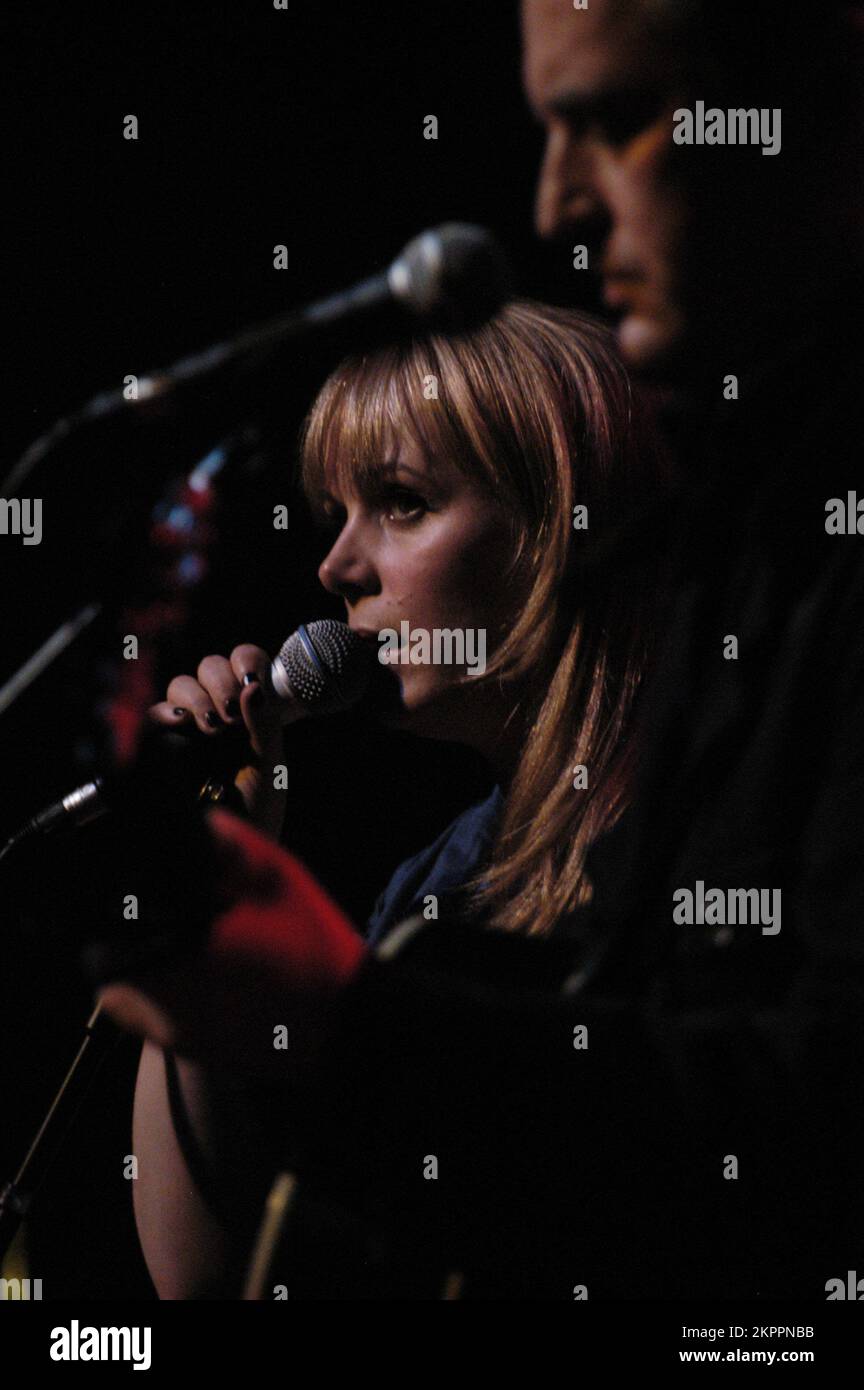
2, 1, 598, 1298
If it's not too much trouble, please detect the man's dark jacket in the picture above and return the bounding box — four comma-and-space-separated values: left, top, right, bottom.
285, 318, 864, 1299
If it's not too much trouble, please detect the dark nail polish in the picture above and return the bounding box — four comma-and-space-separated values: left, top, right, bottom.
204, 710, 220, 727
173, 707, 188, 717
224, 698, 240, 717
242, 672, 260, 686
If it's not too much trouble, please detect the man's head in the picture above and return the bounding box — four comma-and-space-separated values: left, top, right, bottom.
523, 0, 862, 378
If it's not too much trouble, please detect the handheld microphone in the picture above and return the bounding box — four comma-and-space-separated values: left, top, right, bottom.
17, 620, 374, 841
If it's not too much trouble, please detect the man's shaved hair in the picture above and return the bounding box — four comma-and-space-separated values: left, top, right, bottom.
632, 0, 860, 113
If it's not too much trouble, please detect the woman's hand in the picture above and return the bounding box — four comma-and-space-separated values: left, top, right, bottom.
149, 643, 287, 841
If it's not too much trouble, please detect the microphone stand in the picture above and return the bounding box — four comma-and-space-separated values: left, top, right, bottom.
0, 1003, 119, 1267
0, 431, 256, 1271
0, 605, 102, 722
1, 224, 511, 500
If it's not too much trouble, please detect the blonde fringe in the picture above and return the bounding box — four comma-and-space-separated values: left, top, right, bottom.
299, 301, 665, 938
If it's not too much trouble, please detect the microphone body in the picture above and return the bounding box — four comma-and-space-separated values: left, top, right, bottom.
23, 620, 374, 839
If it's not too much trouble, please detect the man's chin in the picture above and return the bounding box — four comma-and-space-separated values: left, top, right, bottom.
616, 309, 685, 377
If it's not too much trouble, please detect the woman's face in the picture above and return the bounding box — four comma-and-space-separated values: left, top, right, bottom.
317, 434, 523, 751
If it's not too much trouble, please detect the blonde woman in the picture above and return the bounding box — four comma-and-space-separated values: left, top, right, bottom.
104, 301, 667, 1297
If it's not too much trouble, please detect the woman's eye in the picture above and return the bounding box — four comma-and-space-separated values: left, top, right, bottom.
383, 488, 427, 522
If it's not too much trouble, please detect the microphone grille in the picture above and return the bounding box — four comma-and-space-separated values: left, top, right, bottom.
389, 223, 512, 332
273, 620, 374, 715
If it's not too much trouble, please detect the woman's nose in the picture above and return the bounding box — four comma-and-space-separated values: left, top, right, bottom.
318, 520, 377, 599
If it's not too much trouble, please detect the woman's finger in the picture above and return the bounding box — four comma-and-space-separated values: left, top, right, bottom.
229, 644, 270, 689
165, 675, 224, 735
227, 645, 282, 759
196, 654, 243, 725
238, 675, 283, 761
148, 701, 193, 726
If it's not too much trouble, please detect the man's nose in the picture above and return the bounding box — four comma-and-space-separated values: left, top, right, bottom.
318, 521, 376, 600
534, 125, 605, 243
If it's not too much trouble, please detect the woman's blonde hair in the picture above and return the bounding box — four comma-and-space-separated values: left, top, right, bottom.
299, 300, 666, 936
